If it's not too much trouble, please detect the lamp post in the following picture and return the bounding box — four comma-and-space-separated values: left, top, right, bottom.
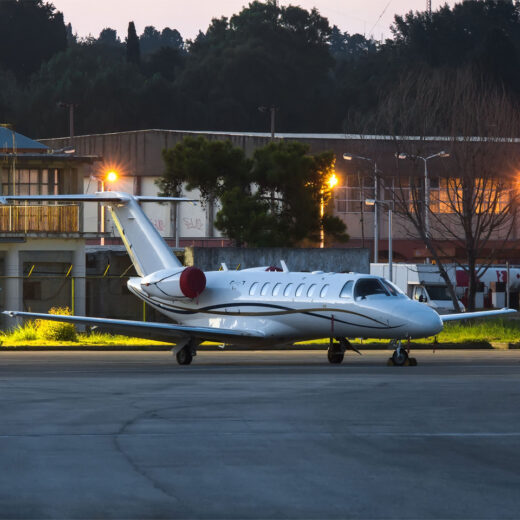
99, 170, 118, 245
344, 153, 381, 262
397, 150, 450, 237
320, 173, 338, 248
366, 198, 393, 282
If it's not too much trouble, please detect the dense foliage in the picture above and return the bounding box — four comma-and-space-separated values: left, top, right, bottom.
4, 0, 520, 138
160, 137, 348, 246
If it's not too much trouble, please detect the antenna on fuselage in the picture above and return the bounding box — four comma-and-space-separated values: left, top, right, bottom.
280, 260, 289, 273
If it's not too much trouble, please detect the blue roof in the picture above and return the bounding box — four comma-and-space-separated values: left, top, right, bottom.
0, 127, 48, 151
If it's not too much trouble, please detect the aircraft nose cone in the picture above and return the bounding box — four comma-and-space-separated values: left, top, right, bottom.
406, 304, 443, 338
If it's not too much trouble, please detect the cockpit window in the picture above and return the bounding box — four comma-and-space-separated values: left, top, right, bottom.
354, 278, 389, 299
381, 279, 399, 296
339, 281, 354, 298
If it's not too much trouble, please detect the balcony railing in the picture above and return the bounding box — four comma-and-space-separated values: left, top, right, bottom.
0, 204, 80, 233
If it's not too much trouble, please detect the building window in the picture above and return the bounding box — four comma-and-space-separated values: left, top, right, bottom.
1, 168, 60, 196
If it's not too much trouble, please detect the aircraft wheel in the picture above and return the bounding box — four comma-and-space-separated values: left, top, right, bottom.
176, 346, 194, 365
327, 347, 344, 364
392, 348, 408, 366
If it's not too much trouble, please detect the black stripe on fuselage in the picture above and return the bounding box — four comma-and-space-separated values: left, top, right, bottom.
129, 287, 404, 330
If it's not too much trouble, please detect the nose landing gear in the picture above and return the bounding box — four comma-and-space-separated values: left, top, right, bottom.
388, 339, 417, 366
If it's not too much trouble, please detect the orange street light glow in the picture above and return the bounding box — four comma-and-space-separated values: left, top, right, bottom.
328, 173, 338, 189
106, 171, 118, 182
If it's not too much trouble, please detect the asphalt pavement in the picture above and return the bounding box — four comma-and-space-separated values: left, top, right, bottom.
0, 350, 519, 519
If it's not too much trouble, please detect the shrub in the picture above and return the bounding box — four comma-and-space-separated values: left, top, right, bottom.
37, 306, 78, 342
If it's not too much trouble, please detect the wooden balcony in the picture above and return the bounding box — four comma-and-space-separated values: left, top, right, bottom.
0, 204, 79, 233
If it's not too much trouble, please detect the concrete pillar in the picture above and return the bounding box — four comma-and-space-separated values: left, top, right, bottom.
5, 248, 21, 325
73, 243, 86, 316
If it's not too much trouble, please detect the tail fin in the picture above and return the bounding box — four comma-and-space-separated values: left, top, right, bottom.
0, 192, 192, 276
105, 195, 182, 275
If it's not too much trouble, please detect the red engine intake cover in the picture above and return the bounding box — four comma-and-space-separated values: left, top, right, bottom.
179, 267, 206, 299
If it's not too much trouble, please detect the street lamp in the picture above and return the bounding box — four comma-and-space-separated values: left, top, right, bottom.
365, 198, 393, 282
343, 153, 381, 262
320, 173, 339, 248
397, 150, 450, 237
98, 170, 119, 245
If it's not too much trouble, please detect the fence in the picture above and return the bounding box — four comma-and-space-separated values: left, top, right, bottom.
0, 204, 79, 233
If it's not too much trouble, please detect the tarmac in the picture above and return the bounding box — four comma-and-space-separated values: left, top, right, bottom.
0, 349, 519, 519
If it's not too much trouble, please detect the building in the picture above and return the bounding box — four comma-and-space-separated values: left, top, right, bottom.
0, 126, 99, 326
40, 129, 520, 264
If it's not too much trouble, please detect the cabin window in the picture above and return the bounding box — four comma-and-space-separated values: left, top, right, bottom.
339, 281, 354, 298
249, 282, 259, 296
320, 285, 329, 298
295, 283, 305, 297
261, 282, 270, 296
307, 284, 317, 297
283, 284, 293, 297
272, 283, 282, 296
354, 278, 389, 299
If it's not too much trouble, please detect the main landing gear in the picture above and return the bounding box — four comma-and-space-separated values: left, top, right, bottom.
388, 339, 417, 366
173, 338, 200, 365
327, 338, 361, 364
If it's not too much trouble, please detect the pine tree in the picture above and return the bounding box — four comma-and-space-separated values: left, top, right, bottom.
126, 21, 140, 65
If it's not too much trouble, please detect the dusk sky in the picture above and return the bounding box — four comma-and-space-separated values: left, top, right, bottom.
50, 0, 458, 41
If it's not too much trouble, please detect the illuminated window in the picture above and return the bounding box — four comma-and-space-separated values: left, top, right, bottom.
1, 168, 60, 196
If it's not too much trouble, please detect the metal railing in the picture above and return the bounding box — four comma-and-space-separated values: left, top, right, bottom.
0, 204, 79, 233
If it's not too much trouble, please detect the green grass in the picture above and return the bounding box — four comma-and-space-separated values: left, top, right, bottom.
2, 318, 520, 348
297, 318, 520, 346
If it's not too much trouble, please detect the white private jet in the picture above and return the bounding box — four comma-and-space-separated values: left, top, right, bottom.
1, 192, 515, 366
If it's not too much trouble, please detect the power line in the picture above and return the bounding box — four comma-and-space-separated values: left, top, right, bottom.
368, 0, 393, 36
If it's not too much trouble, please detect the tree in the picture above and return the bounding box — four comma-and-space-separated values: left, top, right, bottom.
0, 0, 67, 80
174, 0, 337, 131
126, 21, 140, 65
376, 68, 520, 311
159, 137, 348, 247
98, 28, 121, 47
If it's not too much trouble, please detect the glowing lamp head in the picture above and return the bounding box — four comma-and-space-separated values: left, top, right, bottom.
327, 173, 338, 190
106, 171, 118, 183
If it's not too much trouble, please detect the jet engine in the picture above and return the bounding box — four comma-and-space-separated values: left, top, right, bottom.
140, 266, 206, 300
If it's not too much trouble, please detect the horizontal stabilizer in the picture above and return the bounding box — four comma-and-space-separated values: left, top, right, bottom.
441, 308, 516, 322
3, 311, 265, 343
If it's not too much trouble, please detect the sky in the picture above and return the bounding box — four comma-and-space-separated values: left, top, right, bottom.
50, 0, 458, 42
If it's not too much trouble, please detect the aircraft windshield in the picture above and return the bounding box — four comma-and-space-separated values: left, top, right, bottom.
354, 278, 389, 299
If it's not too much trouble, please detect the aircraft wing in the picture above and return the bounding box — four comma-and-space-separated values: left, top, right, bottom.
441, 308, 516, 322
2, 311, 265, 343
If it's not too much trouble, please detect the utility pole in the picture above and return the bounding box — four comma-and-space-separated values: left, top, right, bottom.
0, 123, 16, 195
427, 0, 432, 16
258, 105, 277, 141
57, 101, 76, 144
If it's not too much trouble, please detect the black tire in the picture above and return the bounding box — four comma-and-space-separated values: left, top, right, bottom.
392, 348, 408, 366
327, 348, 344, 364
176, 346, 194, 365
